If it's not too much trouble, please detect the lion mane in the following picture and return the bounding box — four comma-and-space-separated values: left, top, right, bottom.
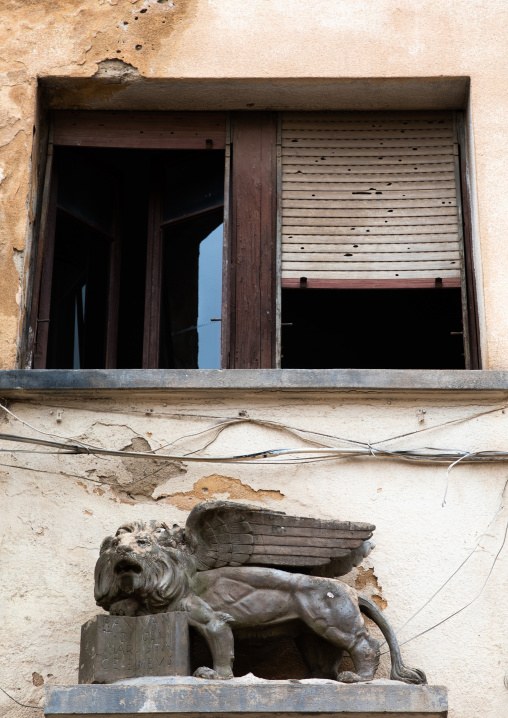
94, 520, 189, 615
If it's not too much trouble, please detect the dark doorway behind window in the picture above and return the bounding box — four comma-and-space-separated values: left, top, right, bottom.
281, 288, 465, 369
46, 210, 110, 369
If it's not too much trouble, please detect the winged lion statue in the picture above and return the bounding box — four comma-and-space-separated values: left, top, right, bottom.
94, 501, 426, 684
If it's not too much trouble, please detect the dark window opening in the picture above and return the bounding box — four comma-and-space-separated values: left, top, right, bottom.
43, 145, 225, 369
281, 287, 465, 369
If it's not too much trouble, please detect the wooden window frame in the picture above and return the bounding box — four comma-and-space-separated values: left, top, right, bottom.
28, 109, 480, 370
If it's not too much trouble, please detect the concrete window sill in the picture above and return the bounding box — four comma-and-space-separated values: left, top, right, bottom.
0, 368, 507, 396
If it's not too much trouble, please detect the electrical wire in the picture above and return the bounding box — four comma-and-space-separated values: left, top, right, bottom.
4, 399, 508, 466
380, 512, 508, 653
0, 401, 91, 447
0, 460, 110, 484
379, 478, 508, 648
372, 403, 508, 447
3, 431, 508, 465
0, 685, 43, 710
7, 399, 508, 455
441, 451, 478, 506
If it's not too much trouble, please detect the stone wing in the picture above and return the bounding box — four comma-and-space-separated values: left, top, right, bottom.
184, 500, 375, 574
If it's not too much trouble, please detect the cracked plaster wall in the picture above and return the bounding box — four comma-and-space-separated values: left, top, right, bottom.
0, 1, 507, 365
0, 390, 507, 717
1, 3, 508, 718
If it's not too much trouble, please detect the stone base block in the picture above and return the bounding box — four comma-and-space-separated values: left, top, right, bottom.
46, 676, 448, 718
79, 612, 190, 684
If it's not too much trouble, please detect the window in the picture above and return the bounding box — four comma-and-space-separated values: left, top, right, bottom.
29, 110, 479, 370
279, 111, 477, 369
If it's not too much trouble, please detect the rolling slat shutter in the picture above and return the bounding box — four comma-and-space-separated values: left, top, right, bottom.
281, 111, 462, 286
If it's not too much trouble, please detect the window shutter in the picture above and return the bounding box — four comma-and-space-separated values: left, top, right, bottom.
280, 111, 462, 288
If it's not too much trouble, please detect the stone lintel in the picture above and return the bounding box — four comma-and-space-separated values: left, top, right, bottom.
45, 679, 448, 718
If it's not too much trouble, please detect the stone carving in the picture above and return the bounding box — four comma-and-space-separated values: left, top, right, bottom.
79, 612, 189, 684
94, 501, 426, 684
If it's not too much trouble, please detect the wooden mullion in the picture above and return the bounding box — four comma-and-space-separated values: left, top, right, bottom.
229, 112, 277, 368
142, 166, 164, 368
275, 113, 282, 368
227, 121, 239, 368
456, 112, 481, 369
259, 114, 278, 368
221, 114, 232, 368
452, 113, 471, 369
33, 154, 59, 369
27, 121, 54, 368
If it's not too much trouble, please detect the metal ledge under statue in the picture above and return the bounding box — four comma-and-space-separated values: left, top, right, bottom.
93, 501, 426, 685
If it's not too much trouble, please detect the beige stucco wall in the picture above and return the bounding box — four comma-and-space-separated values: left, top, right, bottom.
1, 3, 508, 718
1, 389, 508, 717
0, 0, 507, 366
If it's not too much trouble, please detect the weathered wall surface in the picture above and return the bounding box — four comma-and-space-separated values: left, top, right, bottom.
0, 0, 507, 366
1, 3, 508, 718
1, 389, 507, 717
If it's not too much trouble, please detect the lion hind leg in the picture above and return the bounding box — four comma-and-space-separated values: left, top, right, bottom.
294, 576, 379, 682
325, 628, 380, 683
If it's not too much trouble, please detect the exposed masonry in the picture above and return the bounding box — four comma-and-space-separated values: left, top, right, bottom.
355, 567, 388, 610
78, 467, 284, 507
160, 474, 284, 510
78, 435, 186, 504
93, 59, 141, 84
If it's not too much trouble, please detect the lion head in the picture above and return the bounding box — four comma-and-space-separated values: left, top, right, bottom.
94, 520, 189, 614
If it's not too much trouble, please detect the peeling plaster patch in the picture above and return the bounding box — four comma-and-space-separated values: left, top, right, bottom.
160, 474, 284, 511
13, 248, 24, 306
82, 436, 186, 503
355, 567, 388, 610
93, 58, 140, 83
32, 672, 44, 686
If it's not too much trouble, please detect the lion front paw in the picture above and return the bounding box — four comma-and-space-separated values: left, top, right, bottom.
109, 598, 140, 617
193, 666, 234, 680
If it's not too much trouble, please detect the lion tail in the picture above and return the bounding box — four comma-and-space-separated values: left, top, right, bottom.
358, 596, 427, 685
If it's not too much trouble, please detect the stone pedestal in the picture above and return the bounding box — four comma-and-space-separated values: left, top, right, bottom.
79, 613, 190, 684
46, 676, 448, 718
